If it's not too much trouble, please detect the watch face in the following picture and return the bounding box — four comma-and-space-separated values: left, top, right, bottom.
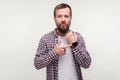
72, 42, 78, 47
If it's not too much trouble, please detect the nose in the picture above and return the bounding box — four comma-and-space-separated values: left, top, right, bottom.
61, 17, 65, 22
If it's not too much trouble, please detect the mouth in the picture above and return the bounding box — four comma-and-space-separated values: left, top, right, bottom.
61, 23, 67, 27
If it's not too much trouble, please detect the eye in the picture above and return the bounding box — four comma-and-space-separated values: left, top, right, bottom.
57, 15, 62, 18
64, 15, 70, 18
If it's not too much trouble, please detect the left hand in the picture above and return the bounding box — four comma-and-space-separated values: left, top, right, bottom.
65, 31, 78, 44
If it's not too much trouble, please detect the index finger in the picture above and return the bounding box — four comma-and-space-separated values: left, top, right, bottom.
63, 44, 72, 48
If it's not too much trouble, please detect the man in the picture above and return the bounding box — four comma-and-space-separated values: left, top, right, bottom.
34, 3, 91, 80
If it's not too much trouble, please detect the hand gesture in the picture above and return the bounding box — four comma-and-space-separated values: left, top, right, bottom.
65, 31, 78, 44
54, 41, 70, 56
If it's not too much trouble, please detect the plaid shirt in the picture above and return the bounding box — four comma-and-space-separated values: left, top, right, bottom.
34, 29, 91, 80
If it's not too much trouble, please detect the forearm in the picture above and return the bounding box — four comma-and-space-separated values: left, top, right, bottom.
34, 49, 58, 70
71, 42, 91, 69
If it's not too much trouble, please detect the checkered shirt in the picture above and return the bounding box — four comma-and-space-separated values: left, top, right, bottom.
34, 29, 91, 80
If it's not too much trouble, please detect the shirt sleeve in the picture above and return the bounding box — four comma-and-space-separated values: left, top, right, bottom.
34, 38, 58, 70
71, 32, 91, 69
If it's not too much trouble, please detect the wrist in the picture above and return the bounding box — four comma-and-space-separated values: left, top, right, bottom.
71, 41, 78, 48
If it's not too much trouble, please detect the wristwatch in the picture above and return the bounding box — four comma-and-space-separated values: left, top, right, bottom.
72, 42, 78, 47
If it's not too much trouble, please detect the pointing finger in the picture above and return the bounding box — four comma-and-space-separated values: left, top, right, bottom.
63, 44, 72, 48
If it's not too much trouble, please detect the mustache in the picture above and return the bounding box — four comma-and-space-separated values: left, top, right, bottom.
61, 21, 65, 23
61, 22, 67, 25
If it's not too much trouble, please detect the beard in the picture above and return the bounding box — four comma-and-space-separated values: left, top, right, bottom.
57, 22, 71, 34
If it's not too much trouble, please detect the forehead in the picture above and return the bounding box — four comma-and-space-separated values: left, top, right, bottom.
55, 7, 70, 15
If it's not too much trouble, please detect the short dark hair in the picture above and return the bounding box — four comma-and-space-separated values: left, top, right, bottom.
54, 3, 72, 17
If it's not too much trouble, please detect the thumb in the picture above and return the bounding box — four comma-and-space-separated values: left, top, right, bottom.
56, 41, 61, 46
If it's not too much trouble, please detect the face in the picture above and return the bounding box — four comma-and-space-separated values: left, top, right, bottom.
54, 7, 71, 34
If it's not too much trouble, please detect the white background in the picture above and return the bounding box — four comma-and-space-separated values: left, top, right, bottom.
0, 0, 120, 80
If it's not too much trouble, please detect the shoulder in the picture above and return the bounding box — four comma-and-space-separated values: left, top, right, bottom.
40, 30, 55, 41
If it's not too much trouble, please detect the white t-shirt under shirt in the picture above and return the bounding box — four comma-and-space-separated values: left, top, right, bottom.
58, 36, 78, 80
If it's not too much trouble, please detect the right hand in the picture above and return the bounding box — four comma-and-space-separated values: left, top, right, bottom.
54, 41, 71, 56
